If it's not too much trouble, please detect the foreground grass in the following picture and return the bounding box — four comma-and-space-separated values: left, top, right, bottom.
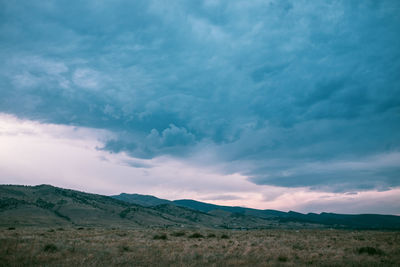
0, 228, 399, 266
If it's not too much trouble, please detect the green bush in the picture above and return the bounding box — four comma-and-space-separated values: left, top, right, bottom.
43, 243, 58, 253
171, 231, 185, 237
119, 245, 130, 252
153, 233, 167, 240
358, 246, 384, 255
278, 255, 288, 262
188, 233, 204, 238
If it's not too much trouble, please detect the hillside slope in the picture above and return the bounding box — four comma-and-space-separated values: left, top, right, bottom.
113, 193, 400, 229
0, 185, 177, 227
3, 185, 399, 229
0, 185, 288, 229
113, 193, 172, 207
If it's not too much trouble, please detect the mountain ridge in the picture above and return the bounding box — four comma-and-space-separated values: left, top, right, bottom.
0, 184, 297, 229
1, 184, 399, 229
112, 192, 400, 229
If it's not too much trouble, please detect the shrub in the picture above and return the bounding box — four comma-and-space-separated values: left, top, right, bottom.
292, 243, 304, 250
43, 243, 58, 253
153, 233, 167, 240
188, 233, 204, 238
119, 245, 130, 252
220, 234, 229, 239
68, 246, 76, 253
358, 247, 384, 255
278, 255, 288, 262
116, 232, 127, 237
8, 227, 15, 230
207, 233, 216, 238
119, 208, 130, 218
171, 231, 186, 237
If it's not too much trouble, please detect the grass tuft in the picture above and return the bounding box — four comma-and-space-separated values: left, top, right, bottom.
153, 233, 167, 240
43, 243, 58, 253
119, 245, 130, 252
278, 255, 288, 262
358, 246, 384, 255
220, 234, 229, 239
171, 231, 185, 237
188, 233, 204, 238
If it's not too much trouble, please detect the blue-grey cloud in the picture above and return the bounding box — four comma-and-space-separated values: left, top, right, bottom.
1, 0, 399, 192
121, 159, 152, 169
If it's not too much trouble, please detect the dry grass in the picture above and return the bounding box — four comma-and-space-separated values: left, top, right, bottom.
0, 227, 399, 266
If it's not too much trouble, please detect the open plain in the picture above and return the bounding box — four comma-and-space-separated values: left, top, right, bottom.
1, 227, 399, 266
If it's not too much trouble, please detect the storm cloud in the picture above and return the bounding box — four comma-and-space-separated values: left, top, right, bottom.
1, 0, 399, 193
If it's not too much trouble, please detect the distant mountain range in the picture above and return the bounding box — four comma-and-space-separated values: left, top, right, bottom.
0, 184, 303, 229
113, 193, 400, 230
1, 184, 399, 230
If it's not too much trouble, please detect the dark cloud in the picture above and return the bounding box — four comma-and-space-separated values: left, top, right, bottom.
1, 0, 399, 192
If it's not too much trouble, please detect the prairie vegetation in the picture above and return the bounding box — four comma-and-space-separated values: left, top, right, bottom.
1, 227, 399, 266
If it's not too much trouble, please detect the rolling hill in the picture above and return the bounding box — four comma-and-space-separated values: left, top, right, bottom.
0, 184, 294, 229
0, 184, 187, 228
1, 184, 399, 229
113, 193, 400, 230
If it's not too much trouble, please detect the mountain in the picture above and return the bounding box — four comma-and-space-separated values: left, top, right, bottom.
113, 193, 172, 207
2, 184, 399, 229
173, 199, 286, 218
280, 211, 400, 229
0, 184, 192, 228
111, 194, 285, 218
0, 184, 297, 229
112, 193, 400, 230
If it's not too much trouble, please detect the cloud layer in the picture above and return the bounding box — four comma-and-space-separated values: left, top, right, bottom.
1, 114, 399, 214
1, 0, 399, 193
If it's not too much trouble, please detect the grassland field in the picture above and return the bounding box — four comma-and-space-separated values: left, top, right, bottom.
1, 227, 399, 266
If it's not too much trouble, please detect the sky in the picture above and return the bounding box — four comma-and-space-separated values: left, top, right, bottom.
0, 0, 399, 214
